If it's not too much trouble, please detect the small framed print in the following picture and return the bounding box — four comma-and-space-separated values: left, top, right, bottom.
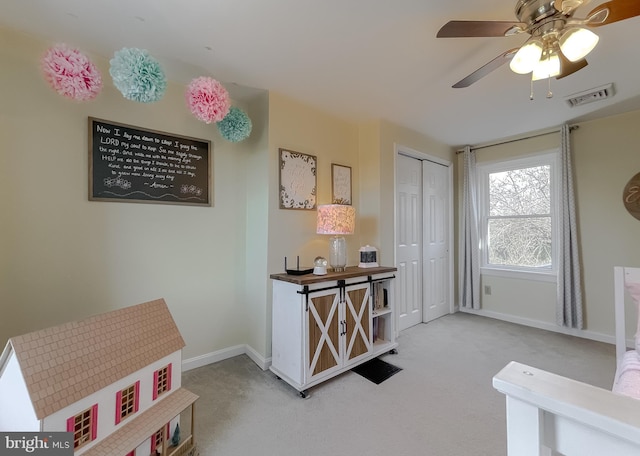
279, 148, 317, 210
332, 163, 352, 205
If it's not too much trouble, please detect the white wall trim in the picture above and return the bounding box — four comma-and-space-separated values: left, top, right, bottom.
245, 344, 272, 370
458, 307, 615, 345
182, 344, 272, 372
182, 306, 618, 375
396, 144, 451, 166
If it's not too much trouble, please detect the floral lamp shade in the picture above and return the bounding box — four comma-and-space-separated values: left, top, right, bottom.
316, 204, 355, 235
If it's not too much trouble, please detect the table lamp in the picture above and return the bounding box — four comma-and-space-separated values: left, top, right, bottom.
316, 204, 355, 272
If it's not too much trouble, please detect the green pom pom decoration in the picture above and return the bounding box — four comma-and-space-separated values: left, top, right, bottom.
109, 48, 166, 103
216, 107, 252, 142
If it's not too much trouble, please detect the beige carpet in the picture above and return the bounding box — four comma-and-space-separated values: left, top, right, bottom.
182, 313, 615, 456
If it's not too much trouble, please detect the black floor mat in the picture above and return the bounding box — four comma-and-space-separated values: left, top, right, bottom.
351, 357, 402, 384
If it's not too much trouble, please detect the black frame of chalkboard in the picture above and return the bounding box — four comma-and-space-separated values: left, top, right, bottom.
88, 117, 212, 207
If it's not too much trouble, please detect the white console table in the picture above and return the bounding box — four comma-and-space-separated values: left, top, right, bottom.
270, 266, 397, 397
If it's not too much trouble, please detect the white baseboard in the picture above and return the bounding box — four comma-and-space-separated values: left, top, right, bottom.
182, 308, 617, 374
458, 307, 615, 345
182, 344, 272, 372
245, 345, 272, 370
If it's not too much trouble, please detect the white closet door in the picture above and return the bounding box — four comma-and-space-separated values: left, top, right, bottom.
396, 154, 422, 330
423, 159, 450, 322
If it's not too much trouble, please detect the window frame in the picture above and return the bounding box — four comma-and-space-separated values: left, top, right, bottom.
153, 364, 172, 400
67, 404, 98, 450
116, 380, 140, 424
150, 423, 170, 453
477, 149, 560, 281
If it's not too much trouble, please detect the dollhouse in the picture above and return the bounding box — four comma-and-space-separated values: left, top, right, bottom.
0, 299, 198, 456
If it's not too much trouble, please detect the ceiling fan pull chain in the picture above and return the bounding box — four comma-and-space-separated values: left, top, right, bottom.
547, 75, 553, 99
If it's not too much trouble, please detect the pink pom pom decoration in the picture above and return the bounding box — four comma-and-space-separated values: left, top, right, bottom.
41, 44, 103, 101
186, 77, 231, 124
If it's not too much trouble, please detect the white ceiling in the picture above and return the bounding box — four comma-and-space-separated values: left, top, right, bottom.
3, 0, 640, 147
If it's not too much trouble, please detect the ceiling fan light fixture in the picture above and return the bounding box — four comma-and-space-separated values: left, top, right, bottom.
532, 51, 561, 80
559, 27, 599, 62
509, 40, 543, 74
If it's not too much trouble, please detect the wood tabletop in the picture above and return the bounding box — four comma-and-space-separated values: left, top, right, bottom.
270, 266, 397, 285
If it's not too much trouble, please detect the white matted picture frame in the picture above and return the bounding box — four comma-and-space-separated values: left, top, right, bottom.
332, 163, 352, 205
279, 148, 317, 210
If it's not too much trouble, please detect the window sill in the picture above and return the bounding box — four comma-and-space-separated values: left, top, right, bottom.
480, 267, 557, 283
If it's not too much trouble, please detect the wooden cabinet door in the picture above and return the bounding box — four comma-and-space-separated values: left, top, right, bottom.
343, 283, 372, 367
306, 289, 341, 382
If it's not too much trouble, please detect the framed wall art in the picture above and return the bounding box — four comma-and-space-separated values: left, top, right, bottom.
331, 163, 352, 205
279, 148, 317, 210
89, 117, 211, 207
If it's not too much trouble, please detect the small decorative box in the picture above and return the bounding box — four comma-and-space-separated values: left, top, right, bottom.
358, 245, 379, 268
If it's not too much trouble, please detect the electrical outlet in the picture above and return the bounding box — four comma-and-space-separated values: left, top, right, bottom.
484, 285, 491, 295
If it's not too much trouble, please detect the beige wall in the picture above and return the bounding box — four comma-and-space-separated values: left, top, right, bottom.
241, 92, 270, 357
0, 26, 260, 360
5, 26, 455, 365
1, 26, 368, 363
266, 92, 360, 273
262, 93, 360, 357
463, 113, 640, 340
257, 104, 454, 358
378, 120, 454, 264
358, 120, 454, 266
357, 121, 382, 247
6, 21, 638, 367
573, 112, 640, 336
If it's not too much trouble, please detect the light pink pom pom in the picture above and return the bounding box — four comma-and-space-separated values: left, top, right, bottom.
41, 44, 103, 101
186, 77, 231, 124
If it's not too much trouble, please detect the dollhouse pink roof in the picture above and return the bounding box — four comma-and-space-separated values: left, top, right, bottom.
5, 298, 185, 419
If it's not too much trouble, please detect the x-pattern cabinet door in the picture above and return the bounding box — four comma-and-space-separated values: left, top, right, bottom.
306, 289, 342, 383
343, 283, 372, 367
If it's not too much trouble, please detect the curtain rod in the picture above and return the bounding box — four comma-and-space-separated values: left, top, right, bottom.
456, 125, 579, 154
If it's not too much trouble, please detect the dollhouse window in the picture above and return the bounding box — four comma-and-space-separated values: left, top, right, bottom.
153, 364, 172, 400
67, 404, 98, 450
116, 381, 140, 424
150, 423, 169, 453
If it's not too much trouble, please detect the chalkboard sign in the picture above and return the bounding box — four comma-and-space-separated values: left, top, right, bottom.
89, 117, 212, 206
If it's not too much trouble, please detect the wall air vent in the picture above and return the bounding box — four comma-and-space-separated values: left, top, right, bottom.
565, 83, 615, 108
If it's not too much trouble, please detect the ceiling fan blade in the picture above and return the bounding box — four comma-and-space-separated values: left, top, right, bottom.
587, 0, 640, 26
555, 0, 586, 16
452, 48, 519, 88
437, 21, 526, 38
556, 53, 588, 79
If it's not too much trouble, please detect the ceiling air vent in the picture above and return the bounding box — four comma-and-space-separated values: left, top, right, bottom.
565, 83, 615, 108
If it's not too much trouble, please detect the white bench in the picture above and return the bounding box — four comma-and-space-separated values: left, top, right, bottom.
492, 267, 640, 456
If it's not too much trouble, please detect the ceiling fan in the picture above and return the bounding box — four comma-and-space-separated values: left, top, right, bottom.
437, 0, 640, 88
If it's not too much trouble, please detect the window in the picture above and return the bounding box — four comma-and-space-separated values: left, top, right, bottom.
116, 381, 140, 424
153, 428, 164, 452
150, 423, 169, 453
153, 364, 172, 400
67, 404, 98, 450
477, 151, 559, 277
